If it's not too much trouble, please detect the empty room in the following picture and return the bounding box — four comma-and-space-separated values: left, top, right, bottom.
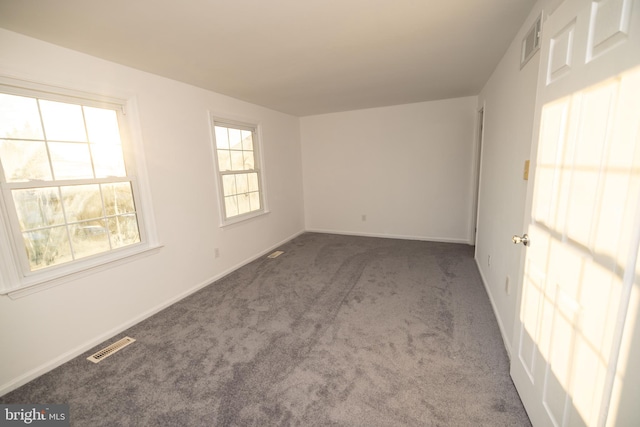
0, 0, 639, 426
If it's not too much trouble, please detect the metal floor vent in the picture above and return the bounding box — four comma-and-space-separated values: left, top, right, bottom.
87, 336, 135, 363
267, 250, 284, 259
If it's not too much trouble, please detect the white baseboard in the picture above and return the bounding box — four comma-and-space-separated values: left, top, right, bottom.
0, 229, 305, 397
305, 227, 471, 245
474, 256, 513, 360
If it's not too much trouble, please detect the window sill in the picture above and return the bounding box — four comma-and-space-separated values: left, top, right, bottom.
3, 243, 163, 299
220, 209, 270, 228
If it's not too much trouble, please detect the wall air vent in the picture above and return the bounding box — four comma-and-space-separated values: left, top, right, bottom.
521, 14, 542, 68
87, 336, 136, 363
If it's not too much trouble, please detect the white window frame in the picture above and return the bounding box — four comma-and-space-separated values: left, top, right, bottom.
0, 77, 160, 297
209, 115, 268, 227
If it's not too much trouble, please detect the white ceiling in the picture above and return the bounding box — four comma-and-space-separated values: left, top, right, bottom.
0, 0, 535, 116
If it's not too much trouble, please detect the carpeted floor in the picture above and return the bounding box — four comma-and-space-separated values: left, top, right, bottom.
1, 233, 532, 426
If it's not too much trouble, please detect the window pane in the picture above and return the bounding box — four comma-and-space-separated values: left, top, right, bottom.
108, 214, 140, 248
1, 89, 146, 276
236, 173, 249, 194
60, 184, 103, 222
69, 219, 110, 259
225, 195, 238, 217
83, 106, 121, 145
24, 226, 72, 270
237, 192, 251, 215
248, 173, 259, 192
49, 142, 93, 179
12, 188, 64, 230
39, 100, 86, 142
213, 123, 263, 222
215, 126, 229, 149
217, 149, 231, 171
249, 191, 261, 211
91, 144, 126, 177
241, 130, 253, 150
222, 174, 237, 196
0, 93, 44, 139
228, 128, 242, 149
0, 139, 52, 182
243, 150, 255, 169
103, 183, 136, 215
230, 151, 244, 171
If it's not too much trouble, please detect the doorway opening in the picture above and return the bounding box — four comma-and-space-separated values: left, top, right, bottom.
470, 107, 484, 245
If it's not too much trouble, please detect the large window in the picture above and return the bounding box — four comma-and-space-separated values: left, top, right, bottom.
0, 81, 155, 293
211, 119, 266, 224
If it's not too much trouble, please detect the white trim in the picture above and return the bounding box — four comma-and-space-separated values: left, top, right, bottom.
219, 209, 271, 228
305, 227, 471, 245
0, 75, 125, 110
0, 229, 304, 396
475, 255, 512, 360
469, 104, 485, 245
0, 196, 21, 291
123, 96, 158, 247
207, 113, 268, 227
0, 78, 158, 294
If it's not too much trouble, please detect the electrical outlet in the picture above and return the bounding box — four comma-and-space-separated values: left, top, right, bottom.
361, 214, 367, 222
214, 248, 220, 258
505, 275, 511, 295
488, 255, 491, 267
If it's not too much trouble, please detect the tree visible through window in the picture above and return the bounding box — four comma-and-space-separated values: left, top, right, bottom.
0, 91, 141, 272
212, 120, 264, 222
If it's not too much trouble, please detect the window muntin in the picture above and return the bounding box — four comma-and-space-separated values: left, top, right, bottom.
212, 120, 265, 222
0, 90, 142, 274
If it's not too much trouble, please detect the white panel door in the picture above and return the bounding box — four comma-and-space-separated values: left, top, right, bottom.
511, 0, 640, 426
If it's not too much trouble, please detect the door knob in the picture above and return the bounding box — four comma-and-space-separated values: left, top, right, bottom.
512, 234, 530, 246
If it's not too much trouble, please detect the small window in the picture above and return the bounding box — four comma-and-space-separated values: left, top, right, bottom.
210, 118, 266, 225
0, 81, 156, 293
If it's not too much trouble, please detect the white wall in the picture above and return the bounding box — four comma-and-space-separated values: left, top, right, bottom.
300, 97, 477, 243
474, 4, 544, 352
0, 28, 305, 394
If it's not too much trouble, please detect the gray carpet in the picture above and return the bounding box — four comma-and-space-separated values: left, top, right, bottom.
1, 233, 532, 426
